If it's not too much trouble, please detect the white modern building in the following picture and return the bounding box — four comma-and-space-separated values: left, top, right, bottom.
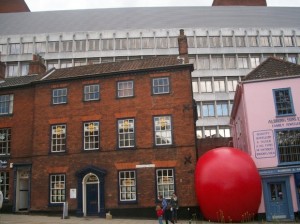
0, 6, 300, 139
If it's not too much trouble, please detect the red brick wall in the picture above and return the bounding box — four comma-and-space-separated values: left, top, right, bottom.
197, 137, 233, 158
29, 68, 197, 211
0, 87, 35, 202
0, 0, 30, 13
212, 0, 267, 6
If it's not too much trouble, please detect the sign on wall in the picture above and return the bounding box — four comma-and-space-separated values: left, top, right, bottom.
253, 130, 276, 159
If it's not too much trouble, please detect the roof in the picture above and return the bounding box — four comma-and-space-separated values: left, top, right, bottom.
0, 74, 44, 89
0, 7, 300, 35
41, 56, 191, 82
242, 57, 300, 82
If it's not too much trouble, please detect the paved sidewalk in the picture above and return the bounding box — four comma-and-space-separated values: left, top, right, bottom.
0, 214, 299, 224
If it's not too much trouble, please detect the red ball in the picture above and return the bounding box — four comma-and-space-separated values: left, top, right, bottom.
194, 147, 261, 222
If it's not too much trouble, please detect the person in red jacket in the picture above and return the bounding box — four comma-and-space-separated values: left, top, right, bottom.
156, 205, 164, 224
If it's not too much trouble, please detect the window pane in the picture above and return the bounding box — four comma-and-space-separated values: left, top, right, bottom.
119, 171, 136, 201
128, 38, 141, 50
198, 56, 210, 70
238, 56, 249, 69
202, 103, 215, 117
204, 127, 217, 138
260, 36, 270, 47
48, 41, 59, 53
209, 36, 220, 48
228, 79, 238, 92
214, 79, 225, 92
84, 84, 100, 101
0, 94, 14, 115
217, 102, 229, 117
0, 128, 11, 155
115, 38, 128, 50
22, 43, 33, 54
222, 36, 233, 47
75, 40, 86, 52
9, 43, 21, 54
248, 36, 258, 47
272, 36, 282, 47
50, 174, 66, 203
187, 36, 195, 48
52, 88, 67, 104
35, 42, 46, 53
88, 39, 100, 51
154, 116, 172, 146
84, 121, 99, 150
192, 79, 199, 93
0, 172, 9, 199
169, 37, 178, 48
118, 119, 135, 148
200, 79, 212, 93
101, 39, 113, 50
7, 64, 19, 77
284, 36, 294, 47
156, 37, 168, 49
274, 88, 294, 116
276, 129, 300, 163
118, 81, 134, 98
225, 56, 236, 69
235, 36, 245, 47
196, 36, 208, 48
211, 56, 223, 69
152, 77, 169, 94
156, 169, 174, 199
61, 41, 73, 52
142, 37, 154, 49
250, 56, 260, 68
51, 125, 66, 152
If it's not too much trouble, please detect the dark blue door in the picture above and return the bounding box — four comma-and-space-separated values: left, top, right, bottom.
86, 183, 98, 215
268, 182, 289, 220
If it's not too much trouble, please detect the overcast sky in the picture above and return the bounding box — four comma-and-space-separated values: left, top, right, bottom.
25, 0, 300, 11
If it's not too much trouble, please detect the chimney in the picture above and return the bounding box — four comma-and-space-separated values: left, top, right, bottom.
29, 54, 46, 75
0, 53, 6, 80
212, 0, 267, 6
178, 29, 189, 64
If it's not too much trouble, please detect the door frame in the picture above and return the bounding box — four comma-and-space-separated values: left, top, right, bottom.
75, 166, 106, 217
13, 164, 31, 212
83, 173, 99, 216
262, 176, 294, 221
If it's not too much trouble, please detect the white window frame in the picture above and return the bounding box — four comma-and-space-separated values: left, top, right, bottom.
0, 172, 9, 199
51, 124, 66, 153
200, 79, 212, 93
84, 121, 99, 150
52, 88, 67, 104
117, 81, 134, 98
154, 115, 172, 146
0, 128, 11, 155
156, 168, 175, 199
118, 118, 135, 148
0, 94, 14, 115
152, 77, 170, 95
50, 174, 66, 204
119, 170, 137, 202
84, 84, 100, 101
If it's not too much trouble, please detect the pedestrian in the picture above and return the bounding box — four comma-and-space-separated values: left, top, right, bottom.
170, 192, 179, 223
158, 195, 174, 224
156, 205, 164, 224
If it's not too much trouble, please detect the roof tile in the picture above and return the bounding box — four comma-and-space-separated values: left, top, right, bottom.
242, 57, 300, 82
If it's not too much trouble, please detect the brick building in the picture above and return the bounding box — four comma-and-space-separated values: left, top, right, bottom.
0, 30, 198, 218
0, 0, 30, 13
212, 0, 267, 6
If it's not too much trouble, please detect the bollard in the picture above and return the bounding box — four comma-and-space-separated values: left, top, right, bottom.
62, 202, 69, 219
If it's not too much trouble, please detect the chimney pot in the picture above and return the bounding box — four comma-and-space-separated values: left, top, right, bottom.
178, 29, 188, 63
